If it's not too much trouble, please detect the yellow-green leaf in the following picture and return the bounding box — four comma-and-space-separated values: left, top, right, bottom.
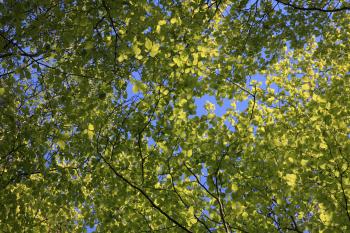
88, 123, 94, 139
57, 140, 66, 149
133, 45, 141, 56
285, 173, 297, 187
145, 38, 152, 51
150, 43, 160, 57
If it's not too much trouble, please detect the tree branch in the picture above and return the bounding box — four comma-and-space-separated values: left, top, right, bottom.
99, 153, 193, 233
275, 0, 350, 12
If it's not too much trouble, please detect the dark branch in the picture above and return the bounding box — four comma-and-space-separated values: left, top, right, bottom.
99, 153, 193, 233
275, 0, 350, 12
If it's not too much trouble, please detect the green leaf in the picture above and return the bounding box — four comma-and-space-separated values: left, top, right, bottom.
57, 140, 66, 149
145, 38, 152, 51
133, 44, 141, 56
149, 43, 160, 57
88, 123, 94, 139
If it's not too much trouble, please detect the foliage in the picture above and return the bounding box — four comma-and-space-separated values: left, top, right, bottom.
0, 0, 349, 232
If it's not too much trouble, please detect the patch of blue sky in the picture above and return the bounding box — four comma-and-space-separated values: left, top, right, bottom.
200, 165, 209, 188
86, 225, 96, 233
143, 26, 152, 34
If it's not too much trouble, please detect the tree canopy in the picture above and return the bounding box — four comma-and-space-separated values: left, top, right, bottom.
1, 0, 350, 232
